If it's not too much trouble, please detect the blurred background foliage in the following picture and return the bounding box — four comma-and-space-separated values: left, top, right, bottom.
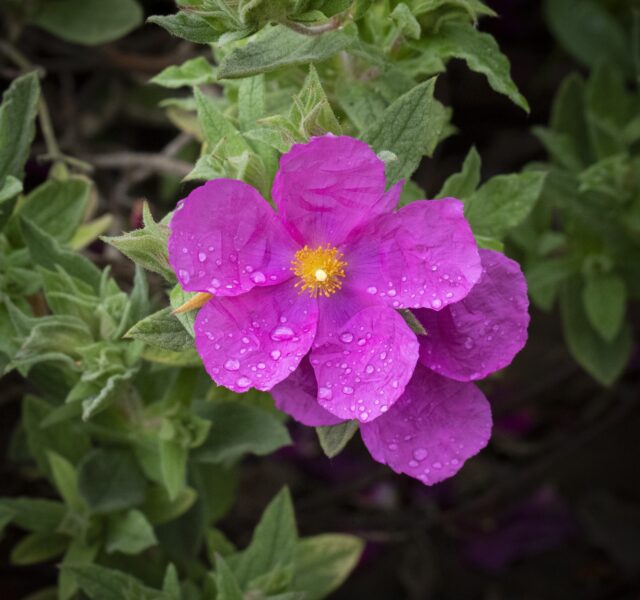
0, 0, 639, 599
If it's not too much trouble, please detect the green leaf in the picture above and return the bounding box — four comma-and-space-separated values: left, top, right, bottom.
437, 146, 481, 199
465, 171, 547, 240
103, 203, 174, 282
78, 448, 147, 514
525, 257, 576, 312
544, 0, 631, 75
62, 564, 163, 600
399, 309, 427, 336
0, 498, 65, 533
10, 532, 68, 566
169, 285, 197, 338
106, 509, 157, 555
195, 401, 291, 463
0, 71, 40, 182
560, 279, 632, 386
30, 0, 143, 45
216, 554, 244, 600
19, 176, 92, 243
315, 421, 359, 458
238, 74, 267, 130
160, 439, 187, 501
292, 534, 364, 600
151, 57, 217, 89
69, 214, 113, 250
148, 13, 220, 44
162, 564, 182, 600
126, 307, 194, 352
363, 79, 447, 185
233, 488, 298, 587
58, 539, 99, 600
218, 25, 354, 79
21, 217, 102, 290
0, 175, 22, 231
422, 21, 529, 112
390, 3, 421, 39
141, 346, 201, 367
582, 272, 626, 343
142, 485, 197, 526
47, 452, 84, 511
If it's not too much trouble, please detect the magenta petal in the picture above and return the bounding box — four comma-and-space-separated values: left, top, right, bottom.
272, 357, 345, 426
273, 136, 388, 246
417, 249, 530, 381
310, 299, 419, 423
344, 198, 482, 310
360, 365, 492, 485
194, 282, 318, 392
169, 179, 299, 296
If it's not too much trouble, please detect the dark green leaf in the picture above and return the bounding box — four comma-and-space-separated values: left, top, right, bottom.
0, 71, 40, 182
216, 554, 244, 600
148, 13, 220, 44
195, 401, 291, 463
582, 272, 626, 342
437, 146, 481, 199
10, 532, 68, 566
0, 175, 22, 231
105, 509, 157, 555
363, 79, 447, 185
465, 171, 547, 240
30, 0, 143, 45
560, 279, 632, 386
78, 448, 147, 514
62, 564, 163, 600
0, 498, 66, 533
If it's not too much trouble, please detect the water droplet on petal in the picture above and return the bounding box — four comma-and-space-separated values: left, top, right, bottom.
343, 386, 354, 395
270, 350, 281, 360
413, 448, 428, 461
179, 269, 190, 284
224, 359, 240, 371
198, 252, 207, 262
251, 271, 266, 284
318, 387, 332, 400
431, 298, 442, 309
270, 325, 294, 341
236, 376, 251, 388
366, 286, 378, 295
340, 332, 354, 343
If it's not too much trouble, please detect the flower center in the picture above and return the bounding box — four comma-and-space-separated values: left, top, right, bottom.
291, 245, 347, 297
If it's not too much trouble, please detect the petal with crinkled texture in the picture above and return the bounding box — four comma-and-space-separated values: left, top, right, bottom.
343, 198, 482, 310
272, 357, 344, 426
169, 179, 299, 296
273, 136, 389, 246
416, 249, 529, 381
360, 365, 492, 485
194, 282, 317, 392
310, 293, 419, 423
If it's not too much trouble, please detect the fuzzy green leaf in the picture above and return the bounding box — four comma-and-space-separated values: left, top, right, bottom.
151, 57, 217, 89
126, 307, 194, 352
437, 146, 481, 199
10, 532, 68, 566
148, 13, 220, 44
315, 421, 359, 458
106, 509, 157, 555
582, 272, 626, 343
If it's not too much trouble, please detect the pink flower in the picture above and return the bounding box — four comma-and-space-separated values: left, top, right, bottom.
168, 135, 482, 424
273, 246, 529, 485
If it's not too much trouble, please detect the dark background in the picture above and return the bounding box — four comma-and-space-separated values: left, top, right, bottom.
2, 1, 640, 598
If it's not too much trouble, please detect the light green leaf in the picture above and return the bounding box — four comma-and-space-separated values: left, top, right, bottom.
169, 285, 197, 338
103, 203, 174, 282
195, 401, 291, 463
78, 448, 147, 514
162, 564, 182, 600
525, 257, 576, 311
151, 57, 217, 89
363, 78, 447, 185
561, 279, 632, 386
10, 532, 68, 566
316, 421, 359, 458
141, 346, 201, 367
126, 307, 194, 352
19, 176, 92, 242
21, 217, 102, 290
30, 0, 143, 45
582, 272, 626, 343
233, 488, 298, 587
47, 452, 84, 511
194, 87, 248, 149
465, 171, 547, 240
238, 74, 267, 130
292, 534, 364, 600
218, 25, 353, 79
148, 13, 220, 44
160, 439, 188, 501
142, 485, 197, 526
0, 71, 40, 182
58, 539, 99, 600
390, 3, 421, 39
0, 175, 22, 230
437, 146, 481, 198
69, 214, 113, 250
216, 554, 244, 600
106, 509, 157, 555
422, 21, 529, 112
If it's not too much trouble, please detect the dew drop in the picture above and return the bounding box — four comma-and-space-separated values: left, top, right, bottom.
342, 386, 354, 395
270, 325, 294, 341
198, 252, 207, 262
179, 269, 191, 284
340, 332, 354, 343
251, 271, 266, 284
413, 448, 428, 461
236, 376, 251, 388
270, 350, 281, 360
224, 359, 240, 371
318, 387, 332, 400
431, 298, 442, 309
366, 286, 378, 295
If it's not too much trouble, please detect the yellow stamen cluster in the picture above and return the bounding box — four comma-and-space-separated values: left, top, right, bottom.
291, 245, 347, 298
